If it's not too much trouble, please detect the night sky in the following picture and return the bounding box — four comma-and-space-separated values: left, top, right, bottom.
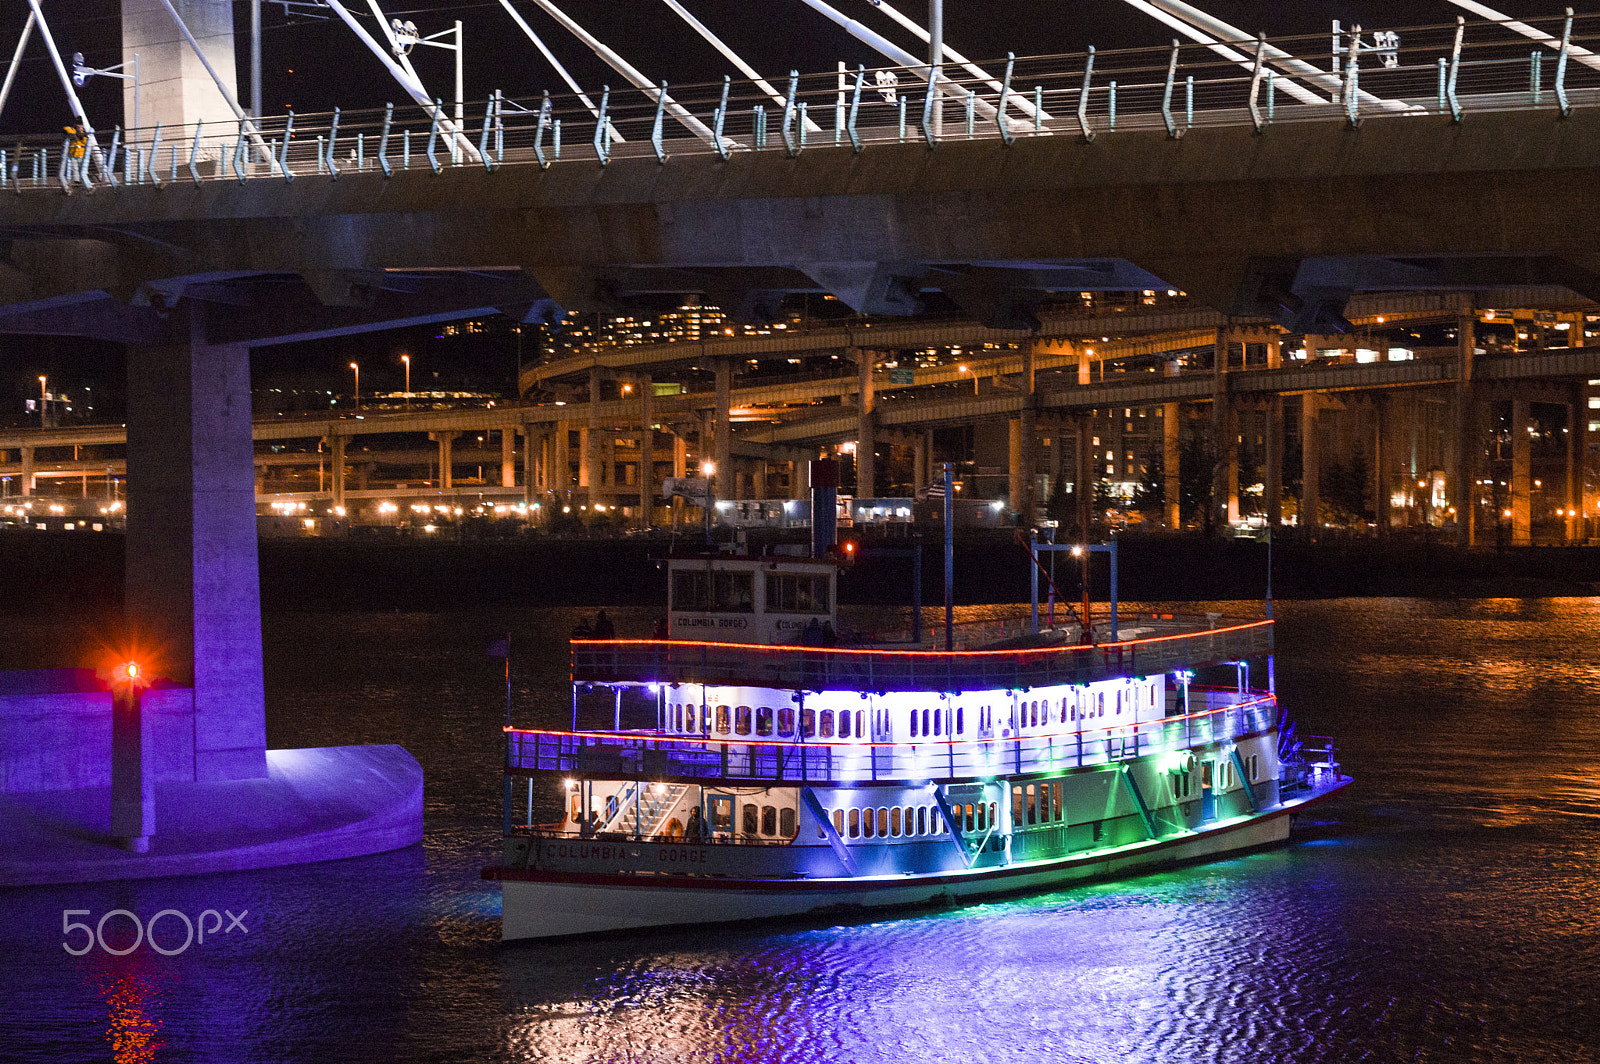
0, 1, 1585, 420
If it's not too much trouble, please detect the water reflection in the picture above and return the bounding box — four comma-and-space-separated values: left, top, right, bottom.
93, 965, 167, 1064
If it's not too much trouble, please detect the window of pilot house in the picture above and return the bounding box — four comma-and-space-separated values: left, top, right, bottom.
755, 706, 774, 737
780, 807, 796, 837
778, 707, 795, 737
735, 706, 752, 736
761, 805, 778, 836
715, 705, 731, 735
820, 710, 835, 738
765, 572, 830, 613
671, 569, 752, 612
848, 808, 860, 838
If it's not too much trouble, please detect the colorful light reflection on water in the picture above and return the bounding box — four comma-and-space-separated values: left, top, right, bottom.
0, 599, 1598, 1062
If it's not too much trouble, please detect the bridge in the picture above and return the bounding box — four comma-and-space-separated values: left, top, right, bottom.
4, 1, 1600, 880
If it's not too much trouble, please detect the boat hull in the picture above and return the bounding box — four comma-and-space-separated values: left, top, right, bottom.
488, 780, 1349, 940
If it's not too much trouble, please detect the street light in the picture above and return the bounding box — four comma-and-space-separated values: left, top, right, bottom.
73, 51, 140, 137
401, 354, 410, 410
349, 362, 360, 410
388, 15, 463, 161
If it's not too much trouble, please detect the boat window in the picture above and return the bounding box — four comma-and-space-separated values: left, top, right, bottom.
933, 709, 942, 737
956, 706, 964, 734
848, 808, 860, 838
765, 572, 831, 613
761, 805, 778, 836
605, 795, 618, 823
735, 706, 752, 736
1098, 693, 1106, 717
1028, 701, 1036, 727
862, 808, 875, 838
781, 807, 796, 837
838, 711, 851, 739
910, 711, 919, 738
890, 807, 902, 837
1026, 785, 1037, 825
1060, 697, 1069, 724
820, 710, 835, 738
917, 806, 927, 835
1053, 781, 1064, 822
920, 708, 929, 736
990, 801, 998, 828
857, 711, 865, 739
742, 803, 759, 835
1012, 786, 1024, 826
976, 801, 987, 831
833, 809, 845, 836
800, 708, 814, 737
755, 706, 774, 737
715, 705, 731, 735
777, 707, 795, 737
877, 808, 889, 836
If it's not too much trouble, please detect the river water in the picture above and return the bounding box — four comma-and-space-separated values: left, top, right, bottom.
1, 598, 1598, 1064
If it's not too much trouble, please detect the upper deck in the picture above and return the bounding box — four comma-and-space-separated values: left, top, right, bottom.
572, 615, 1272, 694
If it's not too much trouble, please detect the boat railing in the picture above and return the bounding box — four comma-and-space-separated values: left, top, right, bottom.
571, 617, 1272, 693
505, 693, 1277, 786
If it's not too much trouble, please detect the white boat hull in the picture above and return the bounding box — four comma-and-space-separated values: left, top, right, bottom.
495, 787, 1342, 941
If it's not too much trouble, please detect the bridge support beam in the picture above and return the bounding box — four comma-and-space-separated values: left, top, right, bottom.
1265, 396, 1284, 532
1301, 394, 1321, 539
431, 432, 456, 490
854, 349, 875, 501
125, 307, 266, 782
19, 446, 32, 496
1211, 328, 1235, 533
715, 360, 733, 488
638, 375, 654, 527
1453, 314, 1477, 547
500, 426, 517, 489
329, 434, 346, 509
1074, 413, 1092, 540
1373, 397, 1389, 537
1511, 397, 1532, 546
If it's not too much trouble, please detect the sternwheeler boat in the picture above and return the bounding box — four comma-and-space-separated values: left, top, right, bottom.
484, 551, 1350, 940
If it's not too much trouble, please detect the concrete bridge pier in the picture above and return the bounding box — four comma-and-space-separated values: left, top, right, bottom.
125, 306, 266, 781
1265, 396, 1284, 532
431, 433, 456, 490
1511, 397, 1533, 546
1211, 329, 1236, 531
1453, 315, 1478, 547
638, 375, 654, 527
1569, 384, 1586, 544
19, 445, 32, 495
1373, 397, 1390, 537
1301, 394, 1321, 538
328, 435, 346, 509
500, 427, 517, 489
714, 360, 733, 486
854, 349, 875, 500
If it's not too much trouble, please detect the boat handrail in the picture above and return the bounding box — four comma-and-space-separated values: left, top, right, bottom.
571, 618, 1273, 694
505, 694, 1278, 785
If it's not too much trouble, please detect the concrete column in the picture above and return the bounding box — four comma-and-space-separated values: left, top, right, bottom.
20, 446, 33, 496
521, 428, 537, 506
1211, 328, 1234, 533
1076, 341, 1090, 385
1373, 397, 1389, 537
1301, 394, 1321, 537
555, 423, 571, 493
1511, 397, 1532, 545
1265, 396, 1284, 531
500, 426, 516, 488
714, 360, 733, 485
121, 0, 241, 135
1019, 340, 1038, 521
1075, 413, 1093, 538
1008, 419, 1025, 520
431, 433, 455, 490
638, 375, 654, 527
854, 348, 875, 500
329, 434, 346, 508
673, 432, 687, 478
586, 367, 603, 496
577, 427, 590, 489
791, 451, 810, 500
1453, 315, 1477, 546
913, 431, 930, 497
125, 307, 266, 782
1569, 384, 1583, 544
1266, 333, 1283, 370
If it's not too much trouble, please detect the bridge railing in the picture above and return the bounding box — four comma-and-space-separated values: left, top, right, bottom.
8, 13, 1600, 192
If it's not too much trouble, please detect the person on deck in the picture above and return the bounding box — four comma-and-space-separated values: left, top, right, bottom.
593, 609, 614, 638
